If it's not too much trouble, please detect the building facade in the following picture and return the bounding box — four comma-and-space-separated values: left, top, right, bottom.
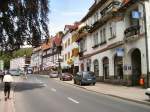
76, 0, 150, 87
10, 57, 26, 71
61, 23, 80, 74
31, 46, 42, 73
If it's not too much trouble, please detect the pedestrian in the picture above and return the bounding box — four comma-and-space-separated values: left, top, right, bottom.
0, 70, 4, 82
3, 71, 13, 101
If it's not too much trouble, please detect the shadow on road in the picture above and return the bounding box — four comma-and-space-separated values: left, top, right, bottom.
14, 82, 45, 92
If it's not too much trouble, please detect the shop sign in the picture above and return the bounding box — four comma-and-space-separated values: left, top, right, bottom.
116, 48, 124, 57
132, 11, 141, 19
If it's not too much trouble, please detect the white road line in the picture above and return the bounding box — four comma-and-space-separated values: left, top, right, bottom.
51, 88, 56, 92
67, 97, 79, 104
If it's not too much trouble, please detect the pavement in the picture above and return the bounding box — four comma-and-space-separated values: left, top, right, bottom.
53, 78, 150, 106
0, 76, 21, 112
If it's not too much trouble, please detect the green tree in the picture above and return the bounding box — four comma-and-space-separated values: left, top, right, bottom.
0, 0, 49, 52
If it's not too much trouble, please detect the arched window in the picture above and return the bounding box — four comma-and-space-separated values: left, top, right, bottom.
114, 55, 123, 79
93, 60, 99, 77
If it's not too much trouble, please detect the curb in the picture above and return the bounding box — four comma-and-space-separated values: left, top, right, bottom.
54, 79, 150, 106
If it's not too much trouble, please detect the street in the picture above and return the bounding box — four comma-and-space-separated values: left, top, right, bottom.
14, 75, 150, 112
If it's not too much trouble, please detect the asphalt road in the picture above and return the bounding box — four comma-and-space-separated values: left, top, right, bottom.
14, 75, 150, 112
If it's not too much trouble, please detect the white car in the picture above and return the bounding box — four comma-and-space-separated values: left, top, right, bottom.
145, 88, 150, 99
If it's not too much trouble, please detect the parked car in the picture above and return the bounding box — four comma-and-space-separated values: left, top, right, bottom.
145, 88, 150, 99
9, 69, 21, 76
74, 71, 96, 86
49, 71, 59, 78
60, 72, 73, 81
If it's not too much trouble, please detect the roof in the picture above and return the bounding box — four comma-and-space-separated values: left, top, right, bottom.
81, 0, 108, 22
42, 38, 52, 50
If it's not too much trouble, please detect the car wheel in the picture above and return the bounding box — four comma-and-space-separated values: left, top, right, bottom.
74, 80, 76, 84
92, 83, 95, 86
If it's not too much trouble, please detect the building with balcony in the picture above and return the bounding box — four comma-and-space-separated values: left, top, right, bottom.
61, 22, 80, 74
76, 0, 150, 87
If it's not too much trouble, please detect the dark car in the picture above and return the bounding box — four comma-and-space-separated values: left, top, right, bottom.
60, 73, 73, 81
49, 71, 59, 78
74, 71, 96, 86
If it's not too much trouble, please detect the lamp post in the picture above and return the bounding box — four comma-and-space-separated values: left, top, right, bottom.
137, 0, 149, 88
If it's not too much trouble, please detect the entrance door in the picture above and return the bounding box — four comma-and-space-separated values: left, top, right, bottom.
114, 55, 123, 79
131, 49, 141, 86
103, 57, 109, 79
94, 60, 99, 77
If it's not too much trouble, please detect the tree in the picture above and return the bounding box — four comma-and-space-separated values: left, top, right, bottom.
0, 0, 49, 52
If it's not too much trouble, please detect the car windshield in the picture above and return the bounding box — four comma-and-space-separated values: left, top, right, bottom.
83, 72, 95, 78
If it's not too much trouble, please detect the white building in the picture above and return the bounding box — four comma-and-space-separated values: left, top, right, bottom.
31, 46, 42, 72
76, 0, 150, 87
10, 57, 26, 71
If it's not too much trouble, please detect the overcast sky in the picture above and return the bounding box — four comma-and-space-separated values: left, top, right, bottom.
48, 0, 94, 36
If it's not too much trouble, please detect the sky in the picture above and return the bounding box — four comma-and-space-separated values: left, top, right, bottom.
49, 0, 94, 36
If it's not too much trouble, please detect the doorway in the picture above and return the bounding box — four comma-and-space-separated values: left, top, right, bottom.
131, 49, 141, 86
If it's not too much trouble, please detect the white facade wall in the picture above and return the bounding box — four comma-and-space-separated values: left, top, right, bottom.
10, 57, 25, 71
31, 51, 42, 68
79, 0, 150, 84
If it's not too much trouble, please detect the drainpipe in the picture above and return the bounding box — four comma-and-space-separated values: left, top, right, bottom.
138, 1, 149, 88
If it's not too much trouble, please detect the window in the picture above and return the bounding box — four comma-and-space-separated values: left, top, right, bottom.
100, 28, 106, 44
103, 28, 106, 41
80, 39, 86, 52
93, 32, 99, 46
130, 9, 139, 26
110, 24, 113, 37
94, 12, 98, 22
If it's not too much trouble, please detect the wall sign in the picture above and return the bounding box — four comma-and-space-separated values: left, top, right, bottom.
116, 48, 124, 57
132, 11, 141, 19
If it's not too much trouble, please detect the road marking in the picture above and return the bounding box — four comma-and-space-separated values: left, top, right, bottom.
67, 97, 79, 104
51, 88, 56, 92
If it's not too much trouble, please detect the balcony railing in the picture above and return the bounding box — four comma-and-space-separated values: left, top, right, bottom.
124, 25, 140, 38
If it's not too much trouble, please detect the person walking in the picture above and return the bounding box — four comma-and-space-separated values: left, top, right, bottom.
0, 70, 4, 82
3, 71, 13, 101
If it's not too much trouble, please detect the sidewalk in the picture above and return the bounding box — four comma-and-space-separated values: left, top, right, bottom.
0, 76, 21, 112
54, 78, 150, 105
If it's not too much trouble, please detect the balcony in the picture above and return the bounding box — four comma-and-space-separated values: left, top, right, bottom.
124, 25, 140, 41
100, 1, 121, 17
72, 25, 90, 42
119, 0, 146, 11
89, 1, 122, 33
